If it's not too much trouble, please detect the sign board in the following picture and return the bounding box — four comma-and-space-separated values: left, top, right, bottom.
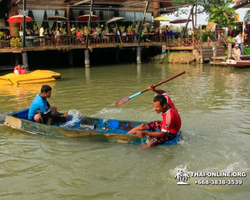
162, 45, 166, 54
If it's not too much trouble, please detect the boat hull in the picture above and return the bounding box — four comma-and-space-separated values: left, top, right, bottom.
4, 109, 181, 145
225, 59, 250, 67
0, 70, 61, 85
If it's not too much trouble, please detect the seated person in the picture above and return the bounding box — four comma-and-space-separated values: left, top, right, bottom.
20, 65, 28, 74
127, 85, 181, 149
76, 30, 85, 44
28, 85, 71, 125
101, 29, 109, 42
232, 44, 241, 60
13, 65, 21, 74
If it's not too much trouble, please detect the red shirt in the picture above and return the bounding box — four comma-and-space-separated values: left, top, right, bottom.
160, 93, 181, 134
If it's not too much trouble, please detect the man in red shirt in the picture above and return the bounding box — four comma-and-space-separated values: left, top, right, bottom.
127, 84, 181, 149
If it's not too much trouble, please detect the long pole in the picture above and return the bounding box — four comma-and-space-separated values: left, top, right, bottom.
22, 0, 26, 47
137, 0, 150, 48
85, 0, 94, 49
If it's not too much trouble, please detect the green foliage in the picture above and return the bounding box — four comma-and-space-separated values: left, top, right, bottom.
105, 26, 109, 33
61, 28, 66, 34
127, 25, 133, 32
225, 49, 229, 55
243, 46, 250, 55
208, 1, 236, 29
244, 10, 250, 24
0, 31, 6, 39
199, 31, 213, 42
14, 27, 19, 37
120, 26, 126, 33
135, 24, 139, 30
10, 37, 22, 48
162, 53, 169, 63
33, 23, 39, 32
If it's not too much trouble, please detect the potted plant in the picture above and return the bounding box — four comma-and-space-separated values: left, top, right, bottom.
14, 27, 19, 37
10, 37, 22, 48
33, 23, 39, 35
135, 24, 139, 33
120, 26, 125, 33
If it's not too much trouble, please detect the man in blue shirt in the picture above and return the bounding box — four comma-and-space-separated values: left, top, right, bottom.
28, 85, 70, 125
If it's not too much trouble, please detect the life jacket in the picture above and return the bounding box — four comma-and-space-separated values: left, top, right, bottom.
13, 66, 21, 74
20, 69, 27, 74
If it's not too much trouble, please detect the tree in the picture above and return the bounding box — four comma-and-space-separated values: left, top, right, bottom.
168, 0, 236, 28
208, 1, 236, 29
244, 9, 250, 24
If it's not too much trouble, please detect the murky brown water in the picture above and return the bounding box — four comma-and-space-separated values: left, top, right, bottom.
0, 63, 250, 199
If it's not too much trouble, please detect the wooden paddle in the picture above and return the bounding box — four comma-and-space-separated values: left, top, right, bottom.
115, 71, 186, 107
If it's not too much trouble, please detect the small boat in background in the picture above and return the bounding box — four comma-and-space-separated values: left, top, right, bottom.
0, 70, 61, 85
223, 59, 250, 67
4, 109, 181, 145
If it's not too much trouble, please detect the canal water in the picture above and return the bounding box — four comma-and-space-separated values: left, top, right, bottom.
0, 63, 249, 199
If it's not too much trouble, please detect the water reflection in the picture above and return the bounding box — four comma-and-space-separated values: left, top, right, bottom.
85, 68, 91, 84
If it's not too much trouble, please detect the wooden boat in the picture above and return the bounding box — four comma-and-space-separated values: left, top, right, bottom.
4, 109, 181, 145
0, 70, 61, 85
223, 59, 250, 67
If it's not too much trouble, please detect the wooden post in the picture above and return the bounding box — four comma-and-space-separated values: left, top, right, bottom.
137, 47, 141, 64
66, 7, 70, 35
183, 5, 193, 38
116, 49, 119, 62
69, 50, 73, 66
85, 0, 94, 67
85, 49, 90, 68
137, 0, 150, 64
22, 50, 29, 70
153, 2, 160, 29
22, 0, 27, 47
228, 42, 232, 59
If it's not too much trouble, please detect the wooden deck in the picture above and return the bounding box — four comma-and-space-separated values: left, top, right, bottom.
0, 42, 194, 54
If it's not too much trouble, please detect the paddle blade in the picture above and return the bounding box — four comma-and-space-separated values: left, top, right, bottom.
115, 95, 130, 107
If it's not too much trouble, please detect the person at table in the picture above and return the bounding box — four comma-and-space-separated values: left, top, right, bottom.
101, 29, 109, 43
51, 29, 55, 45
76, 30, 85, 44
28, 85, 71, 125
39, 26, 45, 45
127, 85, 181, 149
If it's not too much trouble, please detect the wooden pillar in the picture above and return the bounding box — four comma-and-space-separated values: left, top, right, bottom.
15, 53, 21, 65
137, 47, 141, 64
115, 49, 119, 62
228, 42, 232, 59
85, 49, 90, 68
153, 2, 160, 29
66, 7, 71, 35
8, 5, 18, 36
69, 50, 73, 66
22, 50, 29, 71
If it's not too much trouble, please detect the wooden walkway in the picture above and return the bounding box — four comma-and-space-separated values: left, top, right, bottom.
0, 42, 194, 54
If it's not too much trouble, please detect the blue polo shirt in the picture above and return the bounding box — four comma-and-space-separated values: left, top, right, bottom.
28, 93, 50, 119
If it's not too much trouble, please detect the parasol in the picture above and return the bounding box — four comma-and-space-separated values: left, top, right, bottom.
153, 16, 170, 21
7, 14, 33, 34
77, 14, 99, 22
106, 17, 124, 43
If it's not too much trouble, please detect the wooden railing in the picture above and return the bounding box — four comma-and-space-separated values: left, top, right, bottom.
0, 35, 200, 49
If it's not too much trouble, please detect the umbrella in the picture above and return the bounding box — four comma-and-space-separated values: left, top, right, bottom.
106, 17, 124, 43
47, 15, 68, 21
153, 16, 170, 21
106, 17, 124, 24
77, 14, 99, 22
7, 14, 33, 23
7, 14, 34, 34
170, 19, 191, 24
